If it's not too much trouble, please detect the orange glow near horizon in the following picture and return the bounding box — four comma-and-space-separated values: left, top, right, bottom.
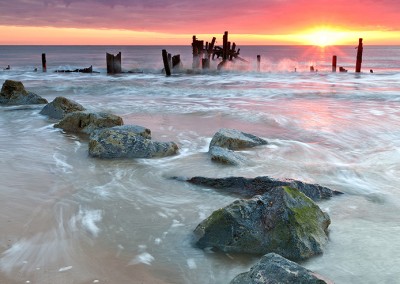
295, 27, 352, 47
1, 25, 400, 46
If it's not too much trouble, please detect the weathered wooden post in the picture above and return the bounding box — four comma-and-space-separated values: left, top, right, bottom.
332, 55, 337, 72
106, 52, 122, 74
42, 53, 47, 72
172, 55, 181, 69
257, 55, 261, 72
168, 53, 172, 70
355, 38, 363, 73
192, 36, 204, 69
162, 49, 171, 76
222, 31, 228, 61
203, 37, 216, 69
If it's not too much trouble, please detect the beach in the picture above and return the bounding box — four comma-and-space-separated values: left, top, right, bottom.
1, 45, 400, 283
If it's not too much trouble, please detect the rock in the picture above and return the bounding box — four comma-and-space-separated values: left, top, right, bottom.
209, 146, 248, 166
184, 176, 342, 201
0, 80, 47, 105
40, 96, 86, 119
194, 186, 330, 260
88, 125, 178, 159
230, 253, 329, 284
54, 111, 123, 134
209, 128, 267, 150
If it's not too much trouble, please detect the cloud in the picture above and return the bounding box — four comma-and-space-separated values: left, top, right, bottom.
1, 0, 400, 34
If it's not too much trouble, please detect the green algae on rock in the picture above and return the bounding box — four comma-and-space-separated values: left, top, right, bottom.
194, 186, 330, 261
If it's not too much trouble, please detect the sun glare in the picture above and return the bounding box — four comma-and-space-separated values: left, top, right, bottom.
298, 28, 351, 47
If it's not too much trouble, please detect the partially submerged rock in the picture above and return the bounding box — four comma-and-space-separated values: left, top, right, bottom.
209, 128, 267, 150
230, 253, 329, 284
209, 146, 248, 166
40, 96, 86, 119
184, 176, 342, 201
54, 111, 123, 134
88, 125, 178, 159
194, 186, 330, 260
0, 80, 47, 105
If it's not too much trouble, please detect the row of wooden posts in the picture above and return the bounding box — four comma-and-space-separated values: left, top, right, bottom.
38, 37, 364, 75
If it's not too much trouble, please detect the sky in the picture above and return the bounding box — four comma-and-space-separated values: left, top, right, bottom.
1, 0, 400, 45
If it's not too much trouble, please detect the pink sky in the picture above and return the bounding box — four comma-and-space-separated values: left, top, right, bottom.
1, 0, 400, 44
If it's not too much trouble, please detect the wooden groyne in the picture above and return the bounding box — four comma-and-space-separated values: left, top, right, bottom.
2, 37, 374, 75
106, 52, 122, 74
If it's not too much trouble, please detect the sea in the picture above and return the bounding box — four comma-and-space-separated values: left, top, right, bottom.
1, 45, 400, 284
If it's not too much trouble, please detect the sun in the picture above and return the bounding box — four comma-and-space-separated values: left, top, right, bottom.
297, 27, 350, 47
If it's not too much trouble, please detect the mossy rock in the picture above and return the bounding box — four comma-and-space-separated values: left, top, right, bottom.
54, 111, 123, 134
230, 253, 329, 284
40, 96, 86, 119
89, 125, 178, 159
0, 80, 47, 105
194, 186, 330, 261
209, 128, 267, 150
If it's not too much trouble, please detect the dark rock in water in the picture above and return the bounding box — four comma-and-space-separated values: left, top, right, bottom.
0, 80, 48, 105
194, 186, 330, 260
54, 111, 123, 134
40, 96, 86, 119
209, 128, 267, 150
185, 176, 342, 201
209, 146, 248, 166
230, 253, 329, 284
88, 125, 178, 159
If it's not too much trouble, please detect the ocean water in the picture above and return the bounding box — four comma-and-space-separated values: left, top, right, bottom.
1, 45, 400, 283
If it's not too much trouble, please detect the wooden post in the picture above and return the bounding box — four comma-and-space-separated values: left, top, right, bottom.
204, 37, 216, 69
115, 52, 122, 73
222, 31, 228, 61
162, 49, 171, 76
257, 55, 261, 72
167, 53, 172, 70
192, 35, 204, 69
355, 38, 363, 73
106, 52, 122, 74
332, 55, 337, 72
42, 53, 47, 72
172, 54, 181, 69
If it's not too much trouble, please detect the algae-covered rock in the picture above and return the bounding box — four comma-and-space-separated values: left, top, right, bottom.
88, 125, 178, 159
209, 128, 267, 150
194, 186, 330, 260
184, 176, 342, 201
54, 111, 123, 134
209, 146, 248, 166
40, 96, 86, 119
230, 253, 329, 284
0, 80, 47, 105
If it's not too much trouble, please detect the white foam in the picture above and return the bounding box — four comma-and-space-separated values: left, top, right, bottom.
52, 153, 73, 173
187, 258, 197, 269
69, 208, 102, 237
128, 252, 155, 266
80, 210, 102, 237
58, 266, 72, 272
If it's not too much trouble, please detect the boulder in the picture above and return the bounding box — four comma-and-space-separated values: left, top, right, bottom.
209, 146, 248, 166
230, 253, 329, 284
194, 186, 330, 260
209, 128, 267, 150
0, 80, 47, 105
184, 176, 342, 201
88, 125, 178, 159
40, 96, 86, 119
54, 111, 123, 134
